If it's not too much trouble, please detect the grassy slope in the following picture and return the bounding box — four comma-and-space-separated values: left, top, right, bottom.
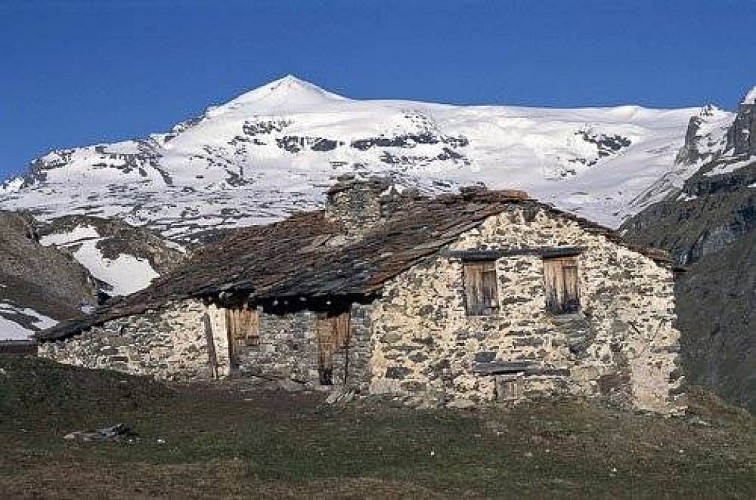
1, 357, 754, 499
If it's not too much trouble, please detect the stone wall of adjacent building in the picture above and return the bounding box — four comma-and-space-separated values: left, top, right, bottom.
38, 300, 220, 380
235, 303, 374, 390
39, 300, 375, 389
368, 205, 684, 413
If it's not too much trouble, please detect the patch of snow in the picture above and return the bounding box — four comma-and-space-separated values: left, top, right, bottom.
40, 225, 100, 246
41, 224, 160, 295
164, 240, 188, 254
704, 156, 755, 177
743, 87, 756, 105
676, 192, 698, 202
71, 241, 159, 296
0, 176, 25, 194
0, 301, 57, 340
0, 317, 35, 340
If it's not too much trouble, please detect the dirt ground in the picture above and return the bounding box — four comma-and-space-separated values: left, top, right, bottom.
1, 357, 754, 498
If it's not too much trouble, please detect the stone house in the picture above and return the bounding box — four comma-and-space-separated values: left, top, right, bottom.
37, 177, 685, 413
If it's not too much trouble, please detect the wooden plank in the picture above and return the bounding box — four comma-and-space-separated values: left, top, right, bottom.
316, 313, 336, 385
245, 307, 260, 346
481, 266, 499, 310
446, 246, 584, 261
316, 309, 352, 385
473, 361, 570, 377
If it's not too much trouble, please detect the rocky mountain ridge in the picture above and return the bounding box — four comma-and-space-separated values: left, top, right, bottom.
38, 215, 187, 297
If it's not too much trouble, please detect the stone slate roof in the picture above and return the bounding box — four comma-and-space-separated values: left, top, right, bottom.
38, 188, 670, 341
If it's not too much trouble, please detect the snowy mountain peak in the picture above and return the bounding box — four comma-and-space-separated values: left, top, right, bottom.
0, 77, 727, 240
214, 74, 348, 114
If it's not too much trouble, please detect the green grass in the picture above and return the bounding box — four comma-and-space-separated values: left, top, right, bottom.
1, 357, 754, 498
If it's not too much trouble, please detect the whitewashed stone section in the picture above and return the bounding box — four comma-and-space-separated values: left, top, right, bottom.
38, 300, 214, 380
368, 205, 683, 413
205, 303, 232, 377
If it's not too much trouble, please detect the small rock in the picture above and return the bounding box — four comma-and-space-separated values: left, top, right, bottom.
277, 379, 305, 392
687, 416, 712, 427
447, 399, 476, 409
325, 387, 356, 405
63, 423, 132, 442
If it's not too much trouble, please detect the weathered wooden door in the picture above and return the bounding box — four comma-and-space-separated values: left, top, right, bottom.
316, 310, 351, 385
225, 303, 259, 370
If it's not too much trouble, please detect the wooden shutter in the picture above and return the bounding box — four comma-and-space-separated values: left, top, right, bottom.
463, 261, 499, 316
543, 257, 580, 314
333, 310, 351, 349
226, 304, 260, 351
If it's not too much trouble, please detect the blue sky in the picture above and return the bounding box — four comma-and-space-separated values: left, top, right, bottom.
1, 0, 754, 179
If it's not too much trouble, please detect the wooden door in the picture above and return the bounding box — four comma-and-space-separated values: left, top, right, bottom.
225, 303, 259, 369
316, 310, 351, 385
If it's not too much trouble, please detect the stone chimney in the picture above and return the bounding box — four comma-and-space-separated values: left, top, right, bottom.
325, 174, 392, 238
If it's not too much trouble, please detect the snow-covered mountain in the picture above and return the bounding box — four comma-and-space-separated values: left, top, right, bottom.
0, 75, 733, 238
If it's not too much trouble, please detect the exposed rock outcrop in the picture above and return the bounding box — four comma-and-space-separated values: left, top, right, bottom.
0, 211, 98, 335
622, 87, 756, 412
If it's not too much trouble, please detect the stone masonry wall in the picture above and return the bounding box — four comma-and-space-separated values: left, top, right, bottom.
235, 309, 318, 383
235, 304, 374, 390
368, 205, 683, 413
38, 300, 219, 380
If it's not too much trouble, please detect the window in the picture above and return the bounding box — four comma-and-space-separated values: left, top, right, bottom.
463, 260, 499, 316
543, 256, 580, 314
